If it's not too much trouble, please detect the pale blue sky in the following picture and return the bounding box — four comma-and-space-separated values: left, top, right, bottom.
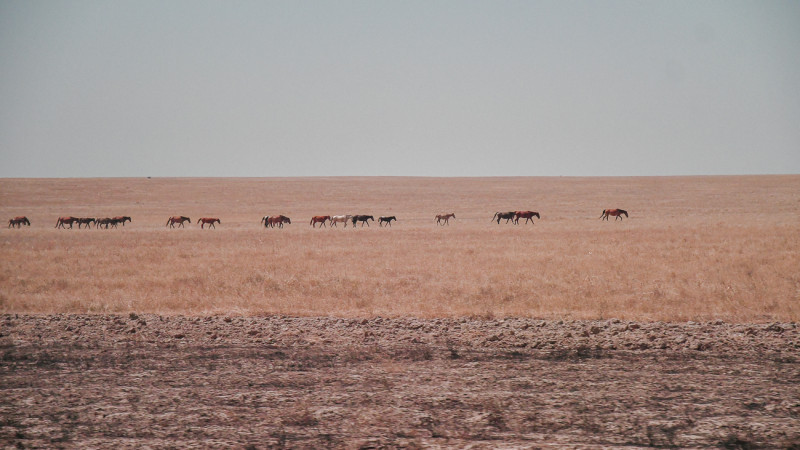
1, 1, 799, 177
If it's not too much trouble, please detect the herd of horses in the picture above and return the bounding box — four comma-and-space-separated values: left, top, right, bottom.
7, 209, 630, 229
309, 215, 396, 228
53, 216, 132, 229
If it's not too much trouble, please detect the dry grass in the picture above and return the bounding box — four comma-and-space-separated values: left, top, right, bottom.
1, 176, 798, 321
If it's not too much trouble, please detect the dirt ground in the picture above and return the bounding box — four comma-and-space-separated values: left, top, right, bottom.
1, 315, 798, 448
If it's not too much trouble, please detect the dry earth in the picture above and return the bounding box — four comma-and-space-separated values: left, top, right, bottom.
2, 314, 799, 448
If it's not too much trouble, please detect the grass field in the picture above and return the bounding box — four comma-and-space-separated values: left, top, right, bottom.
1, 176, 798, 321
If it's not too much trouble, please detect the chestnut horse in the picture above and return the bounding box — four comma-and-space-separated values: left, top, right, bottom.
55, 216, 79, 229
268, 215, 291, 228
198, 218, 220, 229
166, 216, 191, 228
514, 211, 540, 225
76, 217, 96, 229
8, 216, 30, 228
378, 216, 396, 227
310, 216, 330, 228
600, 209, 628, 221
351, 215, 374, 227
492, 212, 515, 224
329, 215, 352, 227
436, 213, 455, 226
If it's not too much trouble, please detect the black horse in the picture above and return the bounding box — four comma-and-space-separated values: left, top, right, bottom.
351, 215, 374, 227
492, 211, 516, 224
378, 216, 396, 227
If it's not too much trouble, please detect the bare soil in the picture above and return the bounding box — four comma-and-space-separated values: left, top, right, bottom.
2, 315, 798, 448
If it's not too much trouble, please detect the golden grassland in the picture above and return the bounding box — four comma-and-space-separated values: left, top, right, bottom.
1, 176, 798, 321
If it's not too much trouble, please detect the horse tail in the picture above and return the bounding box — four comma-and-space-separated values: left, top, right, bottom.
599, 210, 606, 219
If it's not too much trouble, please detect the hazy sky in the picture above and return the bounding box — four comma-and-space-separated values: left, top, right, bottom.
1, 1, 799, 177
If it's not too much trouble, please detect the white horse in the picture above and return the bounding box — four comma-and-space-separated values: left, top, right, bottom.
330, 215, 352, 227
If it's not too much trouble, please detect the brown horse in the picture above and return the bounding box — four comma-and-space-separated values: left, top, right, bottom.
198, 217, 220, 229
600, 209, 628, 221
514, 211, 540, 225
166, 216, 191, 228
8, 216, 30, 228
436, 213, 455, 226
351, 215, 374, 227
268, 215, 291, 228
76, 217, 96, 229
310, 216, 330, 228
378, 216, 396, 227
112, 216, 131, 226
95, 218, 113, 229
55, 216, 79, 229
492, 211, 516, 224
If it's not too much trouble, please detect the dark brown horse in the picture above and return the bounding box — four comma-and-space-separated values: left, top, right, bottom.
492, 211, 516, 224
95, 217, 113, 229
198, 217, 220, 229
8, 216, 30, 228
378, 216, 396, 227
310, 216, 330, 228
514, 211, 540, 225
436, 213, 455, 226
76, 217, 96, 229
351, 215, 374, 227
600, 209, 628, 221
112, 216, 131, 226
166, 216, 191, 228
268, 215, 291, 228
55, 216, 79, 229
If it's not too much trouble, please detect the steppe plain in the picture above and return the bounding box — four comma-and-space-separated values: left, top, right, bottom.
1, 176, 799, 448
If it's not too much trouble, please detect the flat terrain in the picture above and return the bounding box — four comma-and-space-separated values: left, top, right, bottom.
1, 176, 799, 448
2, 315, 798, 448
1, 176, 799, 320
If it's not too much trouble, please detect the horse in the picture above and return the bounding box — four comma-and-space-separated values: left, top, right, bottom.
492, 212, 516, 224
268, 215, 291, 228
198, 217, 220, 229
310, 215, 330, 228
600, 209, 628, 221
351, 215, 374, 227
76, 217, 96, 229
329, 215, 352, 227
261, 216, 271, 227
95, 218, 113, 229
55, 216, 78, 229
514, 211, 540, 225
378, 216, 396, 227
166, 216, 191, 228
435, 213, 455, 226
112, 216, 131, 227
8, 216, 30, 228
